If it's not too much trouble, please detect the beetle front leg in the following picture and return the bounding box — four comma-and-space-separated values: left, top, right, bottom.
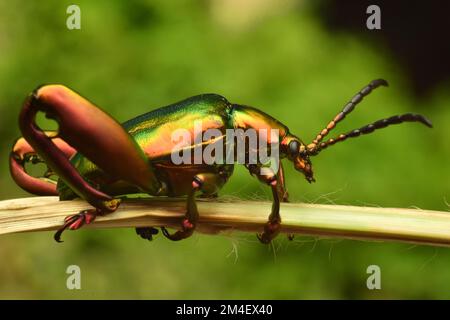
277, 162, 289, 202
259, 182, 281, 244
246, 164, 282, 244
276, 162, 296, 240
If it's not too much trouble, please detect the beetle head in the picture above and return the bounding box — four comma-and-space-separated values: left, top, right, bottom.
282, 136, 315, 183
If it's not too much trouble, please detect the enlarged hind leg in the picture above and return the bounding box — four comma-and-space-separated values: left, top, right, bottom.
9, 134, 76, 196
19, 85, 164, 242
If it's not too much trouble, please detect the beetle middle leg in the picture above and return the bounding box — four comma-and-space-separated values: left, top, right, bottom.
161, 179, 200, 241
161, 173, 223, 241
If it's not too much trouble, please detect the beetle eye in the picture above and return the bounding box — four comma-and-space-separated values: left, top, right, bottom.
288, 140, 299, 157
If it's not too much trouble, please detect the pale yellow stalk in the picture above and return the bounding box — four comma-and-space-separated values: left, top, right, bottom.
0, 196, 449, 247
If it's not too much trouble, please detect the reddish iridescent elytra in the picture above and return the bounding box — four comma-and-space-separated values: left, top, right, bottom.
9, 79, 432, 243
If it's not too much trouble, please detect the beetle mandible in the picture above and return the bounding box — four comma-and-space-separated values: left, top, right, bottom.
9, 79, 432, 243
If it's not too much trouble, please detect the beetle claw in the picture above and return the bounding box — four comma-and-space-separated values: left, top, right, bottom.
161, 219, 195, 241
257, 221, 281, 244
54, 209, 98, 243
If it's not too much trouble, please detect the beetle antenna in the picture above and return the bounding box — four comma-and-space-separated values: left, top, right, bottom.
308, 113, 432, 155
308, 79, 388, 152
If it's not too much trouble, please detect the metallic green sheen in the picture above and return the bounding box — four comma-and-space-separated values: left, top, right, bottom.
57, 93, 293, 200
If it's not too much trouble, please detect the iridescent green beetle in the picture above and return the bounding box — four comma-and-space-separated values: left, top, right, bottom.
9, 79, 432, 243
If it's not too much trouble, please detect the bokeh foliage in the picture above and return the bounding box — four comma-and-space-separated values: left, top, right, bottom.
0, 0, 448, 299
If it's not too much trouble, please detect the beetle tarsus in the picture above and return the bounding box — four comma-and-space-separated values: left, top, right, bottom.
162, 178, 201, 241
257, 220, 281, 244
135, 227, 159, 241
54, 209, 98, 243
161, 219, 196, 241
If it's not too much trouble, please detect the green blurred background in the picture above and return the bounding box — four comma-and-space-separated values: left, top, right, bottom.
0, 0, 449, 299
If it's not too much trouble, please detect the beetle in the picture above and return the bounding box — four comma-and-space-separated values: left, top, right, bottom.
9, 79, 432, 244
